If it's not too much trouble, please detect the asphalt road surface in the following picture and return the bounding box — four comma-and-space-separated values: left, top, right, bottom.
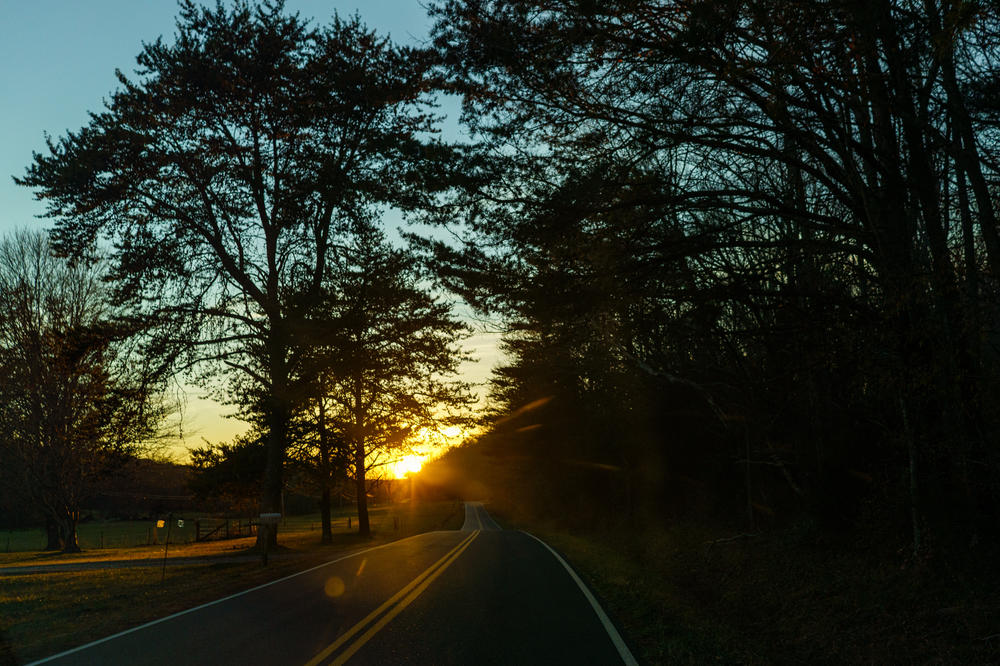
34, 502, 636, 665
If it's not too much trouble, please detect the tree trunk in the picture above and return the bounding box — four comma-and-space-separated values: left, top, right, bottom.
938, 24, 1000, 278
355, 438, 370, 537
352, 373, 370, 537
59, 511, 81, 554
258, 418, 286, 550
320, 485, 332, 544
957, 168, 980, 310
257, 327, 289, 551
318, 393, 333, 544
900, 396, 921, 558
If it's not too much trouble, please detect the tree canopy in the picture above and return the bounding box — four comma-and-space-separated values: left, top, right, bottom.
18, 0, 453, 546
426, 0, 1000, 546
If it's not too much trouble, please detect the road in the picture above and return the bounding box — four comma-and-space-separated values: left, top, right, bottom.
33, 502, 636, 665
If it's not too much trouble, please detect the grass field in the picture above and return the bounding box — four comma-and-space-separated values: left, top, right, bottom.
0, 500, 463, 664
0, 503, 434, 567
0, 504, 386, 554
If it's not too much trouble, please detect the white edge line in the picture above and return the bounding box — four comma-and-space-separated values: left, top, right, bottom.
28, 531, 448, 665
520, 530, 639, 666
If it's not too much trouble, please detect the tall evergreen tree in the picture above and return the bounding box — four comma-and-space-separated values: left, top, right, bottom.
19, 1, 447, 547
306, 217, 473, 537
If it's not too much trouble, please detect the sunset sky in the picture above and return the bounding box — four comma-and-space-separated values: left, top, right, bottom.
0, 1, 501, 464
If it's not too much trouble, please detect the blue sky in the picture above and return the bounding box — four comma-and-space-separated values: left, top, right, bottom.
1, 0, 440, 234
0, 1, 499, 457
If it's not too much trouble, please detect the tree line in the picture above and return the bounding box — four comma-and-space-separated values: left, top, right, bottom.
420, 0, 1000, 550
7, 0, 1000, 554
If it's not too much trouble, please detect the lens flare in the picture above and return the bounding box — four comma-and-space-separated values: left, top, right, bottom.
325, 576, 345, 597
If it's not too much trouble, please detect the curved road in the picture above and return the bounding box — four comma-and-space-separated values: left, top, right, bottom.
33, 502, 636, 665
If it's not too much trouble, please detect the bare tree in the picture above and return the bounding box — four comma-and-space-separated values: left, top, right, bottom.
0, 230, 166, 552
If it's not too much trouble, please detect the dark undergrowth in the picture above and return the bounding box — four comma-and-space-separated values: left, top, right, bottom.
489, 504, 1000, 664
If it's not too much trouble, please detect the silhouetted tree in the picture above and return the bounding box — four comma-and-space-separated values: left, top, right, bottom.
284, 383, 351, 543
0, 230, 166, 552
188, 435, 266, 515
18, 1, 447, 548
306, 217, 473, 537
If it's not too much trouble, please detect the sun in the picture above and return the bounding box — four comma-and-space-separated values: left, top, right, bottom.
392, 454, 424, 478
387, 425, 471, 478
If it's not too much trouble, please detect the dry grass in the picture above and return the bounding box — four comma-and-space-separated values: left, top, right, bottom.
0, 501, 462, 664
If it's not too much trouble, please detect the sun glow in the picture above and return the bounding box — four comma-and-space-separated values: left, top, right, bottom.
386, 425, 473, 478
392, 454, 425, 478
411, 425, 466, 446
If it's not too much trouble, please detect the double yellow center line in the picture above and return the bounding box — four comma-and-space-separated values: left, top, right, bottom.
305, 530, 481, 666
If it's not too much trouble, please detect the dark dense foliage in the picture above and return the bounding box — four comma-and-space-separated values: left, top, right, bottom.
188, 435, 267, 514
422, 0, 1000, 551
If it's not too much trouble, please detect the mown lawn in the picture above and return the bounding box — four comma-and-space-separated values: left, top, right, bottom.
0, 500, 462, 663
0, 504, 396, 555
0, 502, 454, 567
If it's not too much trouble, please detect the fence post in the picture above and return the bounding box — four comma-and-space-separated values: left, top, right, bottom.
161, 515, 173, 584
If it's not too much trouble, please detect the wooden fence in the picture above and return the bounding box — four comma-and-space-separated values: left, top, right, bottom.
194, 519, 257, 542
